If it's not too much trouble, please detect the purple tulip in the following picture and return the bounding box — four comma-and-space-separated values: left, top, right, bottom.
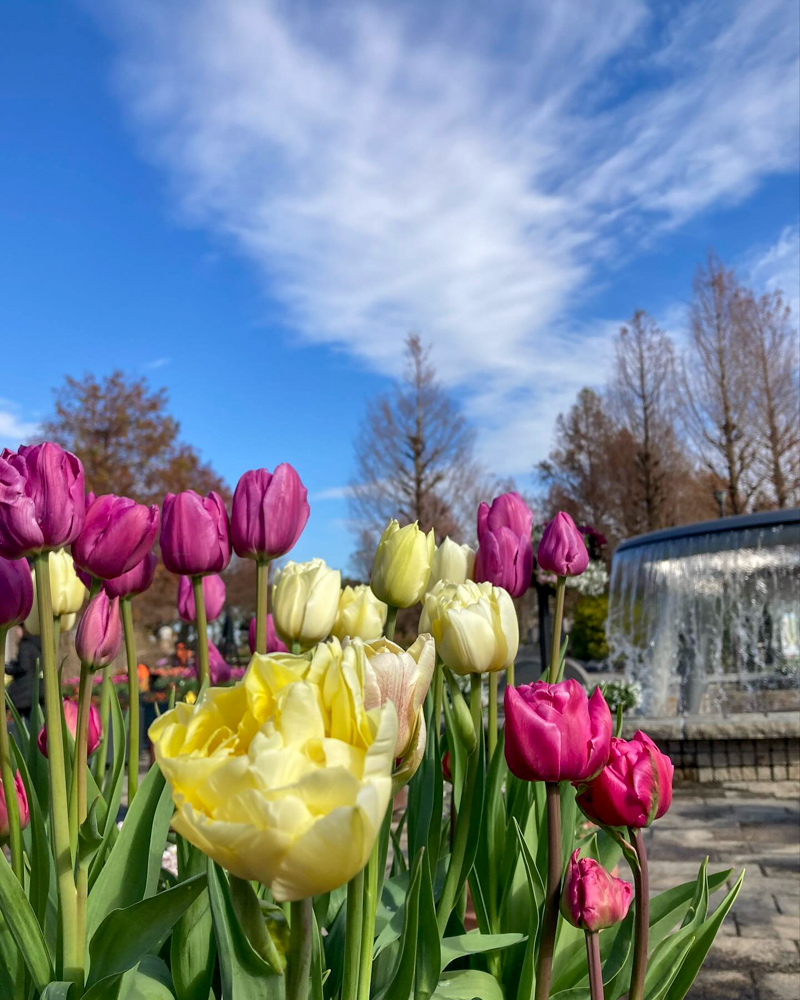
75, 592, 122, 669
73, 494, 159, 581
38, 699, 102, 758
104, 551, 158, 600
231, 465, 310, 561
0, 556, 34, 627
561, 850, 632, 932
537, 512, 589, 578
474, 491, 533, 598
160, 490, 231, 577
248, 613, 289, 654
207, 640, 232, 684
0, 771, 29, 841
0, 442, 85, 559
177, 573, 226, 623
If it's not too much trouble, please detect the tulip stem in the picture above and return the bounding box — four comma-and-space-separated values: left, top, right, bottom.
33, 552, 80, 986
628, 828, 649, 1000
121, 597, 139, 805
74, 661, 93, 975
0, 625, 24, 884
548, 576, 566, 683
191, 576, 209, 687
255, 559, 269, 654
488, 671, 498, 760
535, 782, 563, 1000
384, 605, 397, 642
341, 867, 364, 1000
585, 930, 604, 1000
357, 834, 380, 1000
94, 664, 111, 787
286, 897, 313, 1000
433, 658, 443, 740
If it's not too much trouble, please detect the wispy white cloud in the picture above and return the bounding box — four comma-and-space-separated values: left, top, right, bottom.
0, 402, 40, 450
144, 357, 171, 370
747, 226, 800, 320
311, 485, 356, 501
97, 0, 798, 474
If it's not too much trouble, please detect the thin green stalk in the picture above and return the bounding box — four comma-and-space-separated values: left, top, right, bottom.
191, 576, 209, 686
255, 559, 269, 654
615, 703, 624, 739
534, 782, 562, 1000
286, 897, 313, 1000
507, 661, 515, 688
121, 597, 139, 805
628, 828, 649, 1000
356, 832, 381, 1000
89, 577, 102, 600
33, 552, 80, 986
585, 930, 603, 1000
432, 657, 443, 742
548, 576, 566, 683
93, 664, 111, 786
341, 867, 364, 1000
291, 641, 302, 655
488, 671, 498, 760
384, 605, 398, 641
74, 661, 93, 978
0, 624, 24, 884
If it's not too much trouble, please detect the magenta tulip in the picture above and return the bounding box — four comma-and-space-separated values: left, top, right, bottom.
0, 771, 29, 841
537, 511, 589, 578
177, 574, 226, 623
160, 490, 231, 577
0, 442, 85, 558
231, 465, 310, 561
73, 494, 159, 580
575, 731, 674, 830
561, 849, 632, 932
104, 551, 158, 599
248, 613, 288, 654
38, 698, 102, 757
504, 679, 612, 783
207, 640, 232, 684
76, 592, 122, 669
474, 491, 533, 597
0, 556, 34, 627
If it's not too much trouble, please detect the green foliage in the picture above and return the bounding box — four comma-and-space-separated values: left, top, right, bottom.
569, 595, 610, 661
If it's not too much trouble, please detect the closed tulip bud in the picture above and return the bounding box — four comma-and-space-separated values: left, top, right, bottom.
504, 680, 612, 783
0, 442, 85, 559
371, 520, 434, 608
474, 492, 533, 598
420, 579, 518, 676
104, 551, 158, 600
160, 490, 231, 577
561, 850, 632, 932
73, 494, 159, 580
443, 667, 478, 754
248, 614, 288, 655
0, 771, 29, 842
331, 585, 388, 641
231, 465, 310, 561
575, 732, 674, 829
537, 511, 589, 578
25, 548, 87, 633
38, 698, 102, 757
207, 640, 232, 684
0, 556, 34, 627
272, 559, 341, 648
427, 537, 475, 590
177, 574, 226, 623
76, 591, 122, 669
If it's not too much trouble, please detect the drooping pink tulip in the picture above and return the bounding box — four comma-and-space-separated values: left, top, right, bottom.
76, 592, 122, 669
104, 551, 158, 599
474, 491, 533, 597
537, 511, 589, 578
0, 556, 34, 627
248, 613, 288, 654
177, 574, 226, 623
504, 679, 611, 783
38, 698, 102, 757
0, 771, 29, 841
207, 640, 232, 684
231, 465, 310, 561
73, 494, 159, 580
0, 442, 85, 559
560, 850, 632, 932
160, 490, 231, 577
575, 732, 674, 830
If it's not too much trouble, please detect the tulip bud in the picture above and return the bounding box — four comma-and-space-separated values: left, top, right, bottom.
0, 442, 85, 559
248, 614, 288, 655
38, 698, 102, 757
537, 511, 589, 578
427, 537, 475, 590
104, 551, 158, 600
25, 548, 87, 633
0, 771, 29, 842
575, 731, 674, 829
76, 592, 122, 669
231, 465, 310, 561
504, 680, 612, 783
272, 559, 341, 648
331, 585, 388, 641
474, 492, 533, 598
443, 667, 478, 754
207, 640, 232, 684
0, 556, 34, 627
561, 849, 632, 932
177, 573, 226, 623
73, 494, 160, 580
370, 520, 434, 608
160, 490, 231, 577
420, 579, 518, 676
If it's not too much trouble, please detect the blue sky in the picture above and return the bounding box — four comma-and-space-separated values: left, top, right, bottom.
1, 0, 798, 572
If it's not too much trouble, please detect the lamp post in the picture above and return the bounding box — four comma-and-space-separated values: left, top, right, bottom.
713, 489, 726, 518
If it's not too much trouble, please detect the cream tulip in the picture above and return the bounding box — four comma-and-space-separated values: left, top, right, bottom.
330, 584, 388, 641
272, 558, 341, 648
420, 579, 518, 676
427, 537, 475, 590
24, 548, 87, 634
370, 520, 434, 608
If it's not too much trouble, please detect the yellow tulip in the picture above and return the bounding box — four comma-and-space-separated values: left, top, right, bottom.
149, 646, 397, 901
420, 580, 518, 676
272, 559, 341, 648
370, 520, 434, 608
330, 584, 387, 641
427, 537, 475, 590
25, 548, 87, 634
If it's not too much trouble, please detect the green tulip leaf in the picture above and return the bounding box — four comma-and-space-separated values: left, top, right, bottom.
171, 838, 217, 1000
119, 955, 176, 1000
40, 983, 75, 999
374, 848, 423, 1000
440, 932, 526, 971
431, 969, 505, 999
0, 849, 53, 991
12, 734, 55, 933
415, 852, 441, 999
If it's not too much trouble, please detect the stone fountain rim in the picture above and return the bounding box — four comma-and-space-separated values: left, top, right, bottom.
615, 507, 800, 555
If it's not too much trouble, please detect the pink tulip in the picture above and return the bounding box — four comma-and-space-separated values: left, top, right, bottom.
504, 679, 611, 783
38, 698, 102, 757
575, 731, 674, 829
160, 490, 231, 577
104, 551, 158, 599
537, 511, 589, 578
207, 640, 232, 684
0, 442, 85, 559
248, 614, 288, 654
177, 573, 226, 623
231, 465, 310, 561
76, 592, 122, 669
0, 771, 29, 841
0, 556, 34, 627
474, 492, 533, 597
561, 849, 632, 932
73, 494, 159, 580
